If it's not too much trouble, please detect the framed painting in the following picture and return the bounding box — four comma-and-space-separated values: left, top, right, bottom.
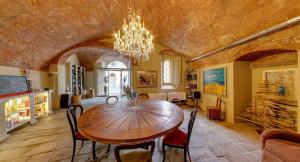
0, 76, 29, 96
262, 69, 296, 99
203, 68, 226, 96
137, 71, 157, 88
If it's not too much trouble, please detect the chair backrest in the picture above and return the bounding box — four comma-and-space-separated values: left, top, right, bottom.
106, 96, 119, 104
186, 110, 197, 146
114, 140, 155, 162
138, 93, 149, 100
67, 104, 83, 139
216, 97, 222, 110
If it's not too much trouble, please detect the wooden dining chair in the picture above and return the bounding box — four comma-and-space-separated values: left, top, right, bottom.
106, 96, 119, 104
67, 104, 97, 162
171, 98, 180, 106
138, 93, 149, 101
114, 141, 155, 162
162, 110, 197, 162
207, 97, 222, 120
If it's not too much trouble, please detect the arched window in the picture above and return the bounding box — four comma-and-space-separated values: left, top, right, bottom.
107, 61, 127, 69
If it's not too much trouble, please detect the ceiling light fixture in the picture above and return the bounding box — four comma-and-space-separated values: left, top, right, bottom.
113, 8, 154, 62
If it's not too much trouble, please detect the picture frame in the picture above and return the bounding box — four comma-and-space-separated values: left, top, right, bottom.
0, 75, 29, 96
203, 67, 227, 97
262, 68, 296, 99
137, 71, 157, 88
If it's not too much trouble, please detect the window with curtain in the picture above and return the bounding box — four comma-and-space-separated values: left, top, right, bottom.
162, 56, 182, 88
163, 59, 171, 84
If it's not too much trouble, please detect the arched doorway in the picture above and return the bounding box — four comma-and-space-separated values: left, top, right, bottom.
96, 60, 130, 96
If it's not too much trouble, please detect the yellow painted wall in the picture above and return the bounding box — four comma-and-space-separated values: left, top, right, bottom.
297, 51, 300, 132
83, 44, 186, 94
198, 61, 252, 123
252, 65, 298, 100
251, 54, 299, 131
198, 63, 235, 123
131, 44, 187, 93
196, 55, 299, 124
233, 61, 252, 119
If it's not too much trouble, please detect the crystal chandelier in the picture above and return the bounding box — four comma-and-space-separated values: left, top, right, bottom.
114, 9, 154, 62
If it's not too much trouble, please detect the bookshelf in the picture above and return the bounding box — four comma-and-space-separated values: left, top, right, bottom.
66, 63, 86, 95
185, 69, 197, 107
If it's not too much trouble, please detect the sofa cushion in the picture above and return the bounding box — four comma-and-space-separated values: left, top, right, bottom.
264, 139, 300, 162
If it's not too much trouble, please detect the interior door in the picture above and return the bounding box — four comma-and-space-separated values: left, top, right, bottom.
96, 69, 109, 96
108, 70, 121, 96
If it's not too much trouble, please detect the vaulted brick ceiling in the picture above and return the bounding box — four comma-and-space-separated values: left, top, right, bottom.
0, 0, 300, 70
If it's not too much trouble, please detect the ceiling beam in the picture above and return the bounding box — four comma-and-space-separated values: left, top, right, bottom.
188, 16, 300, 63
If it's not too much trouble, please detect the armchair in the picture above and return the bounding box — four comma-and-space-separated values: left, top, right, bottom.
261, 129, 300, 162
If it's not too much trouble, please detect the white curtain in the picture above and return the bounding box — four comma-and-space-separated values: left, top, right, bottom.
162, 56, 182, 85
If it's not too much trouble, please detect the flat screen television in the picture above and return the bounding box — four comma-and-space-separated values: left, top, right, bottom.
0, 76, 29, 96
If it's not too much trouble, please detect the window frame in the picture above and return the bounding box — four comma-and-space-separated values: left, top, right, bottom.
162, 58, 173, 85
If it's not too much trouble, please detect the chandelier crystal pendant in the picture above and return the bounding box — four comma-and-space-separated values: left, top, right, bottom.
114, 9, 154, 62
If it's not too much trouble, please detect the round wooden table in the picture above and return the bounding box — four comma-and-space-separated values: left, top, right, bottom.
78, 100, 184, 144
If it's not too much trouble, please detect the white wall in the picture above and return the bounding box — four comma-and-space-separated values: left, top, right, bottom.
50, 54, 84, 109
65, 55, 80, 65
85, 71, 95, 90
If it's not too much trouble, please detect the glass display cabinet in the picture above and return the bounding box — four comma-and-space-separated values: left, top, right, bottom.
0, 90, 53, 142
4, 96, 31, 131
34, 92, 49, 118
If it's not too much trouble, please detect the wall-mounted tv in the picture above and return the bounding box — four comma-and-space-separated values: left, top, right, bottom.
0, 76, 29, 96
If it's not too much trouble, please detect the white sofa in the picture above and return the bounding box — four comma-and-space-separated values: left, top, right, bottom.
148, 93, 168, 100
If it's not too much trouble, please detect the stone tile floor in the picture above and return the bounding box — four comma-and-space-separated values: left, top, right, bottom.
0, 97, 262, 162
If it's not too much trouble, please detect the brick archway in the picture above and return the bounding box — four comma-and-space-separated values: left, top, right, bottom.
50, 39, 114, 65
233, 43, 299, 62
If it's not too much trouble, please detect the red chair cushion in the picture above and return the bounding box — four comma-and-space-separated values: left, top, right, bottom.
163, 129, 187, 146
75, 132, 86, 140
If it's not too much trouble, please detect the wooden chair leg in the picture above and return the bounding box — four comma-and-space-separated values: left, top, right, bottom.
107, 144, 111, 152
71, 140, 76, 162
184, 148, 187, 162
92, 141, 97, 160
187, 148, 191, 162
114, 145, 122, 162
162, 143, 166, 162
